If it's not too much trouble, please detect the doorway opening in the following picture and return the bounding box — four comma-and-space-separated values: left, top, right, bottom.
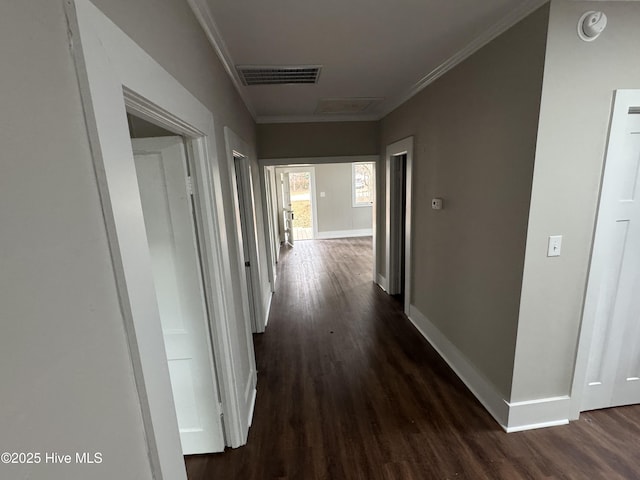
385, 137, 414, 315
127, 114, 224, 455
232, 151, 263, 333
387, 153, 407, 303
260, 158, 377, 291
274, 166, 318, 246
288, 170, 314, 241
68, 5, 258, 475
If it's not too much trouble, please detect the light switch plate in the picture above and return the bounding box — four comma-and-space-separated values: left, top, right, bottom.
320, 191, 326, 197
547, 235, 562, 257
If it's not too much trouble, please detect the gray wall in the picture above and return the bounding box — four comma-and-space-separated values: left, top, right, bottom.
378, 5, 549, 398
0, 1, 257, 478
511, 0, 640, 402
315, 163, 373, 234
258, 121, 379, 159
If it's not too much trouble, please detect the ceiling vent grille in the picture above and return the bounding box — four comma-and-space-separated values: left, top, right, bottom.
236, 65, 322, 86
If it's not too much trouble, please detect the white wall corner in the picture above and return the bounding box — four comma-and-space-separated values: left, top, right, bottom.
376, 274, 388, 292
316, 228, 373, 240
407, 305, 509, 429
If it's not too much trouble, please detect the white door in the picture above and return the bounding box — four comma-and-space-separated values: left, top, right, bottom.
233, 157, 259, 332
386, 154, 407, 296
132, 137, 224, 454
281, 172, 294, 245
581, 91, 640, 411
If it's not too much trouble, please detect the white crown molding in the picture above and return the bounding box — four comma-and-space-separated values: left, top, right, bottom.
257, 113, 381, 124
379, 0, 549, 119
189, 0, 548, 124
186, 0, 257, 119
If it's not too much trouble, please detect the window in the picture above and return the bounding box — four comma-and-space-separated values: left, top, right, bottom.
352, 162, 374, 207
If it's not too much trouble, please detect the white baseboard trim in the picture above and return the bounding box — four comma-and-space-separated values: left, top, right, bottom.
407, 305, 509, 428
244, 367, 257, 429
316, 228, 373, 240
504, 395, 571, 432
263, 290, 273, 329
376, 274, 388, 292
247, 387, 257, 428
407, 305, 572, 433
504, 419, 569, 433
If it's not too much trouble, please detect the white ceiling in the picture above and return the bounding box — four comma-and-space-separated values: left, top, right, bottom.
193, 0, 547, 123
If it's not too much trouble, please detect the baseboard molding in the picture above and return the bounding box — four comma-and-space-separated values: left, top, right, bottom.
316, 228, 373, 240
504, 396, 570, 432
247, 387, 257, 428
407, 305, 571, 433
407, 305, 509, 428
263, 290, 273, 329
376, 274, 388, 292
244, 367, 257, 429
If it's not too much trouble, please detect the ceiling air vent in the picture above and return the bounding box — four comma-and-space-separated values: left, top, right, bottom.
236, 65, 322, 86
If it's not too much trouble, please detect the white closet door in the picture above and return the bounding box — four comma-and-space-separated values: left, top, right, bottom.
582, 92, 640, 411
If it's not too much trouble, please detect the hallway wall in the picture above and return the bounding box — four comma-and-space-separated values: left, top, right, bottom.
378, 5, 549, 399
0, 1, 257, 479
257, 121, 379, 159
512, 0, 640, 405
315, 163, 373, 237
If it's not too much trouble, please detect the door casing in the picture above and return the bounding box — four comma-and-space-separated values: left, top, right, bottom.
132, 136, 225, 454
273, 166, 319, 242
66, 1, 257, 478
385, 137, 414, 315
224, 127, 268, 335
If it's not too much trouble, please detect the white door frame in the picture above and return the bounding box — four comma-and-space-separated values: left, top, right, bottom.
224, 127, 266, 333
385, 137, 414, 315
275, 165, 319, 241
66, 1, 253, 478
260, 166, 278, 291
132, 136, 224, 453
570, 89, 640, 418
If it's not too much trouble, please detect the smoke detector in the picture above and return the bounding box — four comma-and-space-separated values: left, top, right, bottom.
578, 11, 607, 42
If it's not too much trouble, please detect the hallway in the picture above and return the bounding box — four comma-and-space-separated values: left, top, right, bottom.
186, 237, 640, 480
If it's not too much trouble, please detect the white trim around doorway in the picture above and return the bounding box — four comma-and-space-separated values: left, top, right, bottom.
384, 137, 414, 315
224, 127, 268, 336
65, 1, 253, 477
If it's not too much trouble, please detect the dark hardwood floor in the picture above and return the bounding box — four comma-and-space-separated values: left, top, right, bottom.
186, 237, 640, 480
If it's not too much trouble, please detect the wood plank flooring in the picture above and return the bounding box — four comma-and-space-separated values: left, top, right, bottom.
186, 237, 640, 480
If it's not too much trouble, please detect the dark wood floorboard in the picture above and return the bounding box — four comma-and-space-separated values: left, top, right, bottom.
186, 237, 640, 480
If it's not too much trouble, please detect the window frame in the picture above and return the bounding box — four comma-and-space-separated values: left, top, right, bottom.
352, 161, 375, 208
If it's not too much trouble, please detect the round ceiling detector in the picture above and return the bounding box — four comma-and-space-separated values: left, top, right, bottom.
578, 11, 607, 42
